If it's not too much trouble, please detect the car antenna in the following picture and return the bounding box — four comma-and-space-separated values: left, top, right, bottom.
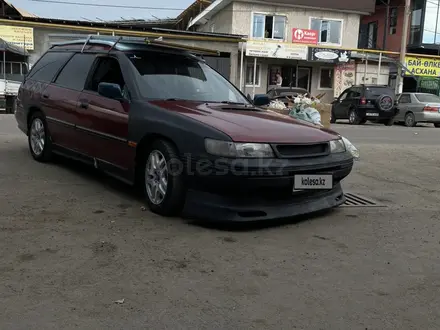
107, 36, 123, 54
81, 35, 92, 53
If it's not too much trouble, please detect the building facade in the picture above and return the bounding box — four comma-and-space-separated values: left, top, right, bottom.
189, 0, 376, 101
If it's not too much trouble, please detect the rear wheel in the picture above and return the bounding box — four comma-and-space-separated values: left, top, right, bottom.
348, 109, 361, 125
28, 112, 52, 162
141, 139, 186, 216
434, 123, 440, 128
404, 112, 416, 127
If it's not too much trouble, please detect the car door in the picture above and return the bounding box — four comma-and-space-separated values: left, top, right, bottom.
50, 52, 97, 153
76, 55, 133, 171
333, 89, 350, 119
395, 93, 411, 122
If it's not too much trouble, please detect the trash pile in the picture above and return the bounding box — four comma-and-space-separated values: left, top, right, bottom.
266, 93, 360, 160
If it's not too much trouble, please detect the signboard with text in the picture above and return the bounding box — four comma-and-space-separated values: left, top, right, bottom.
308, 47, 351, 63
0, 25, 34, 50
292, 28, 318, 44
334, 61, 356, 98
245, 40, 307, 60
405, 56, 440, 77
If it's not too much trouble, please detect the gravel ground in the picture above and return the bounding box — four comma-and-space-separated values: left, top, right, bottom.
0, 115, 439, 329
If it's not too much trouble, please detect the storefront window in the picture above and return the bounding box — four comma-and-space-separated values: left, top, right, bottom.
245, 63, 260, 86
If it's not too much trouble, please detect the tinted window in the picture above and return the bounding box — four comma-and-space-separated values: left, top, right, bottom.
126, 51, 249, 104
399, 94, 411, 103
86, 57, 125, 92
364, 87, 395, 98
55, 53, 96, 90
28, 52, 72, 83
415, 93, 440, 103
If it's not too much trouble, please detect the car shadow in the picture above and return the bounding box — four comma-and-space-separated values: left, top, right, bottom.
186, 208, 339, 232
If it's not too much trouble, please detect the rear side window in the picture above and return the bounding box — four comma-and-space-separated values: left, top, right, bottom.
415, 93, 440, 103
28, 51, 72, 83
365, 87, 395, 98
55, 53, 96, 90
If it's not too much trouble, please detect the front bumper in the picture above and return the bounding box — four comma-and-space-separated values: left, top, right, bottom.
181, 152, 354, 222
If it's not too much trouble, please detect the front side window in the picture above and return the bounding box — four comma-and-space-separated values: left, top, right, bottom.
311, 18, 342, 45
126, 51, 249, 104
399, 94, 411, 103
252, 14, 286, 40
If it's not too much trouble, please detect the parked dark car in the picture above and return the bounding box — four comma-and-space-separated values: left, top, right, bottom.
331, 85, 398, 125
266, 86, 309, 106
15, 36, 354, 222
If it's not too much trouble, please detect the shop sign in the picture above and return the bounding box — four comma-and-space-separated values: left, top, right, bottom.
405, 56, 440, 77
0, 25, 34, 50
333, 61, 356, 98
292, 28, 318, 44
245, 40, 307, 60
308, 47, 351, 63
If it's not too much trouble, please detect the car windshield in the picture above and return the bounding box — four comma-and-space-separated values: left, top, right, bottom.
415, 93, 440, 103
125, 51, 250, 104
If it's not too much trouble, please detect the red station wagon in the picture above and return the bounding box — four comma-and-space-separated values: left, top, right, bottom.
15, 36, 354, 222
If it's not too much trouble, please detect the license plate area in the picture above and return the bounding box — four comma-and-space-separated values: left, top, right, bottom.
366, 112, 379, 116
293, 174, 333, 190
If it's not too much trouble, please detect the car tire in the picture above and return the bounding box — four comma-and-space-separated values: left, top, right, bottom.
360, 119, 367, 125
28, 111, 53, 162
141, 139, 186, 217
434, 123, 440, 128
404, 112, 416, 127
330, 110, 336, 123
348, 109, 361, 125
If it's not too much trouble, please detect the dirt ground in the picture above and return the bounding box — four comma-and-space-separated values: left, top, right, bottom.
1, 115, 439, 329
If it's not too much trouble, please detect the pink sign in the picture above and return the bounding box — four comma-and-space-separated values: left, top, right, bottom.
292, 28, 318, 44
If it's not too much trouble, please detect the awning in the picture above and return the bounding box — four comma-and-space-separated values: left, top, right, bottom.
0, 39, 29, 56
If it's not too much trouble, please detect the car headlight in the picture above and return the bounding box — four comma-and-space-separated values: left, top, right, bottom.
205, 138, 274, 158
341, 136, 360, 160
329, 138, 346, 153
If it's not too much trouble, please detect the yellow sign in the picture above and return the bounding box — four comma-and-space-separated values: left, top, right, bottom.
0, 25, 34, 50
405, 56, 440, 77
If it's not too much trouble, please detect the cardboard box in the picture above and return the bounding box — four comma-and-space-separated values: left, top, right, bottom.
315, 103, 332, 129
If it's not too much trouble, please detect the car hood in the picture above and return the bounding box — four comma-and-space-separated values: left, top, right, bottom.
149, 100, 340, 143
150, 101, 339, 143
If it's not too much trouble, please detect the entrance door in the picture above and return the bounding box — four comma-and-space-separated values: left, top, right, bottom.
297, 67, 311, 92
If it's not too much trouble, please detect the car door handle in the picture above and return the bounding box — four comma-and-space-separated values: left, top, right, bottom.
79, 101, 88, 109
42, 93, 49, 99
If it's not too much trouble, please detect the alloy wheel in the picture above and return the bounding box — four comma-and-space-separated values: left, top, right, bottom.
349, 111, 356, 124
30, 118, 45, 156
405, 114, 415, 127
145, 150, 168, 205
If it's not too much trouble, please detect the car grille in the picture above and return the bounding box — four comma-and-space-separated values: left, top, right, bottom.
273, 143, 330, 158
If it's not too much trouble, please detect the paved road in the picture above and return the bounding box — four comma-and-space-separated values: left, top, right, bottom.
0, 115, 439, 329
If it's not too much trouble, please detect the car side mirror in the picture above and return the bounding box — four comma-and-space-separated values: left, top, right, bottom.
253, 94, 270, 106
98, 82, 124, 101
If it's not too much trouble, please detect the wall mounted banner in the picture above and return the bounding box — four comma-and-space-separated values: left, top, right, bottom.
245, 40, 307, 60
405, 56, 440, 77
308, 47, 351, 63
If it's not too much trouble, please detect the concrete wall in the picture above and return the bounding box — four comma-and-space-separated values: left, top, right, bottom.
202, 1, 361, 48
198, 3, 234, 34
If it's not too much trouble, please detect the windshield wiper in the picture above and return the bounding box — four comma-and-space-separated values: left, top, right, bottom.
219, 101, 251, 106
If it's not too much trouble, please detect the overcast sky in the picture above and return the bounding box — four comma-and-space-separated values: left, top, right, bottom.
8, 0, 194, 21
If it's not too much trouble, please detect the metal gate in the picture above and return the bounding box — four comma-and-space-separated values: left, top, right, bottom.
203, 55, 231, 79
417, 77, 440, 95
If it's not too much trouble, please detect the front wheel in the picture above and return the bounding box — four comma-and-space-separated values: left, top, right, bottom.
142, 140, 186, 217
330, 110, 336, 123
28, 112, 52, 162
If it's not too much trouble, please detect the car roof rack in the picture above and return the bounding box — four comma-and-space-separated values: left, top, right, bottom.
51, 35, 220, 56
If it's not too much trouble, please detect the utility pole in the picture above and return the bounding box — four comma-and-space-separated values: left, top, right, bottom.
397, 0, 411, 94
